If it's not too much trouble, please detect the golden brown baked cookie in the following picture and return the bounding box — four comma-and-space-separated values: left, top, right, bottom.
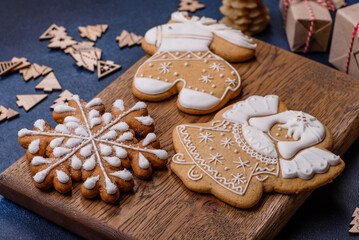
18, 95, 168, 203
171, 95, 345, 208
133, 11, 256, 115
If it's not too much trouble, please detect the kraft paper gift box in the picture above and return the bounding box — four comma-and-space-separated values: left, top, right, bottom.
329, 3, 359, 79
279, 0, 332, 52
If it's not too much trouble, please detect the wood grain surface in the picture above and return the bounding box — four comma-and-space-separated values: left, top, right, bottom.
1, 39, 359, 240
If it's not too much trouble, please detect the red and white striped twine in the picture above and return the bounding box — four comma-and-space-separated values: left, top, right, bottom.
345, 23, 359, 74
282, 0, 335, 53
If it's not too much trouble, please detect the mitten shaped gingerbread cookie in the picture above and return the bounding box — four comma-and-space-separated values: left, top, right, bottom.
171, 95, 345, 208
133, 11, 257, 114
18, 95, 167, 203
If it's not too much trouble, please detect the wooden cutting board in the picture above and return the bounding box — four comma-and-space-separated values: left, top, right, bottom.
1, 40, 359, 239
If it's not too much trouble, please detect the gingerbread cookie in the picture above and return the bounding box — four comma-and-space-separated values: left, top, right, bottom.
18, 95, 168, 203
171, 95, 345, 208
132, 11, 257, 115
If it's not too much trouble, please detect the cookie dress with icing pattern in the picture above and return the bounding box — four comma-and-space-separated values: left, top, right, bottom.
171, 95, 345, 208
133, 11, 257, 114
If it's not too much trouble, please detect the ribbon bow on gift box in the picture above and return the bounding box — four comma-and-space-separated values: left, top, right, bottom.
282, 0, 335, 53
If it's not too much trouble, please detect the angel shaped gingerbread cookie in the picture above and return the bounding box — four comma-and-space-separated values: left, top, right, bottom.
132, 11, 257, 114
171, 95, 345, 208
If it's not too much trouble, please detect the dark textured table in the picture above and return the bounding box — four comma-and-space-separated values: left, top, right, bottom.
0, 0, 358, 239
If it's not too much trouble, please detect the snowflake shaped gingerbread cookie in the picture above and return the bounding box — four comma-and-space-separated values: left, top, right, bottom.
18, 95, 168, 203
171, 95, 345, 208
132, 11, 257, 114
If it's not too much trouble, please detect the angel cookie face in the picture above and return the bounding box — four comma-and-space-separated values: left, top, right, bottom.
132, 11, 257, 114
18, 95, 168, 203
171, 95, 345, 208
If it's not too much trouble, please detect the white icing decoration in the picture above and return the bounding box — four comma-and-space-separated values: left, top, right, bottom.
105, 178, 117, 194
220, 137, 233, 149
103, 156, 121, 167
90, 117, 102, 128
34, 119, 46, 131
138, 153, 150, 169
99, 143, 112, 156
102, 113, 112, 124
32, 156, 51, 166
53, 147, 71, 158
241, 125, 277, 158
64, 116, 80, 123
18, 128, 31, 137
133, 102, 147, 111
83, 154, 96, 171
280, 147, 341, 180
249, 111, 326, 159
118, 132, 133, 142
111, 122, 129, 132
71, 155, 82, 170
50, 137, 65, 149
65, 121, 80, 129
110, 169, 132, 181
54, 105, 76, 113
89, 109, 99, 119
83, 175, 99, 189
134, 116, 154, 126
75, 127, 88, 136
54, 124, 70, 134
223, 95, 279, 125
80, 144, 93, 157
113, 99, 125, 111
27, 140, 40, 155
142, 133, 156, 146
86, 98, 102, 108
100, 130, 117, 140
114, 146, 127, 158
56, 170, 69, 183
209, 63, 224, 71
65, 138, 82, 148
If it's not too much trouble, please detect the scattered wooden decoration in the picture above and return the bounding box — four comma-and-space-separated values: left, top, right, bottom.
78, 24, 108, 42
0, 61, 21, 76
97, 60, 121, 79
35, 72, 62, 92
70, 50, 98, 72
64, 41, 95, 54
40, 24, 64, 40
350, 207, 359, 234
6, 108, 19, 120
48, 36, 77, 49
16, 94, 47, 111
178, 0, 205, 12
0, 106, 7, 122
116, 30, 143, 48
50, 90, 73, 109
19, 63, 53, 82
10, 57, 31, 73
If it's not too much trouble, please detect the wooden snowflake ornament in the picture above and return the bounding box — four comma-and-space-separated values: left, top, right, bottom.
18, 95, 168, 203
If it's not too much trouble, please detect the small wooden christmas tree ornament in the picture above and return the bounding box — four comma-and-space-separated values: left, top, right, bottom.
350, 207, 359, 234
78, 24, 108, 42
50, 90, 73, 109
0, 61, 21, 76
48, 36, 77, 49
116, 30, 143, 48
10, 57, 31, 73
6, 108, 19, 120
19, 63, 52, 81
0, 106, 7, 122
97, 60, 121, 79
220, 0, 270, 35
39, 24, 62, 40
16, 94, 47, 111
178, 0, 205, 12
35, 72, 62, 92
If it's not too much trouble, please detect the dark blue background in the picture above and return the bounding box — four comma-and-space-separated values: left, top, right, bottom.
1, 0, 358, 239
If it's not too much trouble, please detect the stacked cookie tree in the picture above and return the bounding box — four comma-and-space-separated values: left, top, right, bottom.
220, 0, 270, 35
